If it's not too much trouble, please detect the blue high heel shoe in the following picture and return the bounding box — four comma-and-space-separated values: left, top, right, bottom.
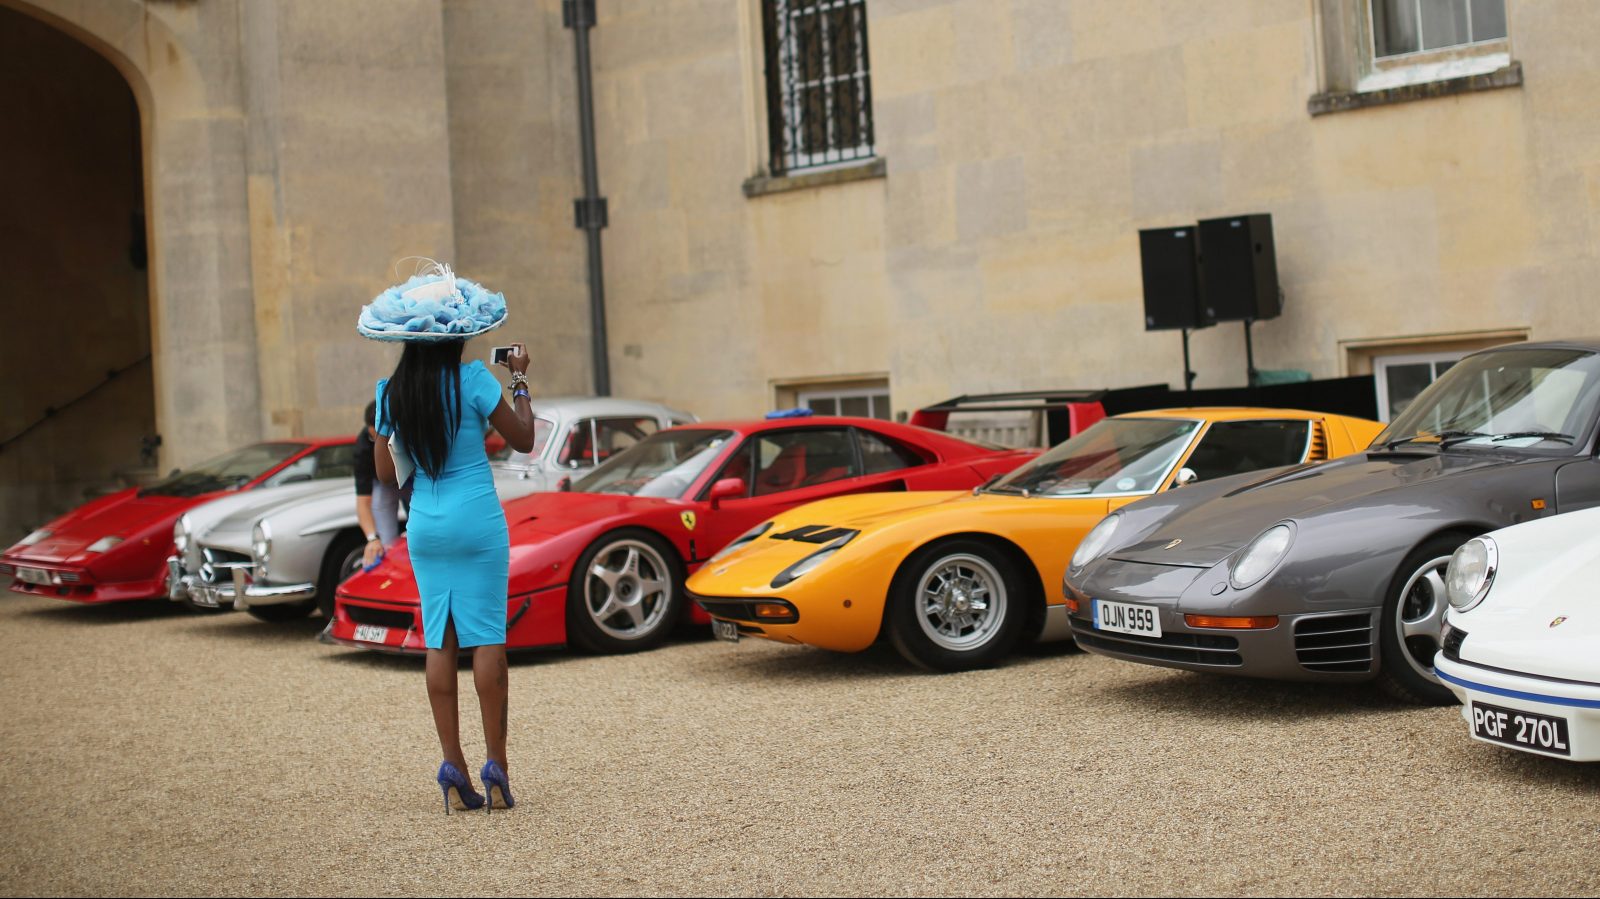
481, 759, 514, 814
437, 761, 485, 815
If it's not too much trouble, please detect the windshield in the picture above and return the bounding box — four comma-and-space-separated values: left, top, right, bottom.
1375, 348, 1600, 451
988, 418, 1200, 497
572, 429, 735, 498
489, 417, 556, 465
141, 443, 305, 498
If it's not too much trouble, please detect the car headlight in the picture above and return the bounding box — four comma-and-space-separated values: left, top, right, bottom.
770, 533, 856, 588
173, 517, 191, 555
1446, 536, 1497, 612
251, 522, 272, 572
710, 521, 773, 564
1071, 514, 1122, 571
1229, 524, 1294, 589
84, 536, 123, 554
20, 529, 52, 546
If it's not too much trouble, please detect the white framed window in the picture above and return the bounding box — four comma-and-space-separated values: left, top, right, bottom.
760, 0, 875, 176
799, 385, 891, 420
1360, 0, 1509, 92
1373, 350, 1472, 422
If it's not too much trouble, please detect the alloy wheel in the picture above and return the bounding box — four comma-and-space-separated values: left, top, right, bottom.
914, 553, 1009, 652
583, 539, 673, 641
1394, 554, 1452, 683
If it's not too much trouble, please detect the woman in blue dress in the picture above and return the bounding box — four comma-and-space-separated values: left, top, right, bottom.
362, 264, 535, 814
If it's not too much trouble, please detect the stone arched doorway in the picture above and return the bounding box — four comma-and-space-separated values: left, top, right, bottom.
0, 0, 265, 542
0, 4, 156, 541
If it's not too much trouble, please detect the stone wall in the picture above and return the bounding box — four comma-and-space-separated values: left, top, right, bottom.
589, 0, 1600, 421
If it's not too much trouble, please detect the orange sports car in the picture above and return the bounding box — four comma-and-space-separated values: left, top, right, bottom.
687, 408, 1384, 671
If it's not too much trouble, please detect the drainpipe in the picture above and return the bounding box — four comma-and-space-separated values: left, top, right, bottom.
565, 0, 611, 396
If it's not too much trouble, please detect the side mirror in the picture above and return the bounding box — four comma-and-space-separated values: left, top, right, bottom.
1174, 467, 1198, 487
708, 477, 745, 510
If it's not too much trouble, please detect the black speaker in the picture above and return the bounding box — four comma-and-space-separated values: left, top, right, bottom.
1198, 213, 1279, 322
1139, 225, 1209, 331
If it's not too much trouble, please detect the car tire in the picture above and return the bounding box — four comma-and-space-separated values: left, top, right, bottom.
1375, 533, 1467, 705
886, 539, 1027, 672
311, 530, 368, 619
565, 528, 684, 654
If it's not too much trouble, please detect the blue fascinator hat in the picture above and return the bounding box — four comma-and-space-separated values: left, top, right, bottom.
358, 258, 507, 342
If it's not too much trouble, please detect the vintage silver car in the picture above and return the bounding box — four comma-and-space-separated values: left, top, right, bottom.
174, 397, 694, 620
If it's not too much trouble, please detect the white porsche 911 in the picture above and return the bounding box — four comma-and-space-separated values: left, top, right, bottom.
1435, 506, 1600, 761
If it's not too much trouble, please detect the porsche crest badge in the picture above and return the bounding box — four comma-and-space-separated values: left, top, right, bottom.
1550, 616, 1567, 628
681, 511, 697, 531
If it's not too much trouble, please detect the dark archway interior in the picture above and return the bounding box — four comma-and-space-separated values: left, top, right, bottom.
0, 4, 156, 541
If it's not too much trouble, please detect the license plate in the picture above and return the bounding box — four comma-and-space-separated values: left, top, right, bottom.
353, 624, 389, 644
1470, 700, 1571, 756
1091, 599, 1162, 638
711, 619, 740, 643
17, 567, 52, 586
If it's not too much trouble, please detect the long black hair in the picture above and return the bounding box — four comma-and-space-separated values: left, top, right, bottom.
379, 340, 465, 480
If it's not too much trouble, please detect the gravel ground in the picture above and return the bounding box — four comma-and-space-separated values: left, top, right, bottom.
1, 594, 1597, 897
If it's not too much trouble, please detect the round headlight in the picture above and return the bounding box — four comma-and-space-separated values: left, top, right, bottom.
173, 517, 191, 555
1446, 536, 1497, 612
251, 522, 271, 568
1071, 514, 1122, 571
1229, 524, 1294, 590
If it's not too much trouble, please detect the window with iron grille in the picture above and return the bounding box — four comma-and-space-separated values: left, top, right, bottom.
761, 0, 875, 177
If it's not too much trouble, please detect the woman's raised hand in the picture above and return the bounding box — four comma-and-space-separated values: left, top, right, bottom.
504, 342, 530, 376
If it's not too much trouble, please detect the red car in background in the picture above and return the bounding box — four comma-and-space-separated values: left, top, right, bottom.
331, 417, 1036, 655
3, 438, 356, 603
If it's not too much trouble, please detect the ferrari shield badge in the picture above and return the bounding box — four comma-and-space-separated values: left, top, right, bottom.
1550, 616, 1567, 628
681, 511, 697, 531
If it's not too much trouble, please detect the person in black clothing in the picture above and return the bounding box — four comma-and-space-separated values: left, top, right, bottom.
356, 400, 406, 568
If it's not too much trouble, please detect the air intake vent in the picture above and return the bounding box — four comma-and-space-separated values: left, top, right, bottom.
1294, 612, 1373, 673
1308, 421, 1329, 461
345, 605, 415, 630
1070, 617, 1242, 667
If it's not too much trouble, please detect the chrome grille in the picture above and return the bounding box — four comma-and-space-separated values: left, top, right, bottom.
1070, 617, 1242, 667
1294, 612, 1374, 673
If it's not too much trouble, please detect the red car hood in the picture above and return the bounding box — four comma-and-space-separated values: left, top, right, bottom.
339, 491, 681, 604
500, 490, 679, 538
5, 488, 204, 564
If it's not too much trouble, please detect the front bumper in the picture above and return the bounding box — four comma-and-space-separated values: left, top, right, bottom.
328, 593, 429, 654
1068, 605, 1381, 683
3, 559, 162, 603
180, 564, 315, 610
1436, 654, 1600, 761
690, 589, 885, 652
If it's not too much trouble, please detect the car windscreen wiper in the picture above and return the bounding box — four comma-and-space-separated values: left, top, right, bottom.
1380, 430, 1486, 451
1485, 431, 1574, 445
982, 482, 1029, 496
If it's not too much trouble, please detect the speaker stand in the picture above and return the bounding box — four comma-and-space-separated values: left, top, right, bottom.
1243, 318, 1258, 387
1181, 328, 1197, 393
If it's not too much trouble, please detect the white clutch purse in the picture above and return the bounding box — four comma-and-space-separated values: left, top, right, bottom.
387, 429, 416, 486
